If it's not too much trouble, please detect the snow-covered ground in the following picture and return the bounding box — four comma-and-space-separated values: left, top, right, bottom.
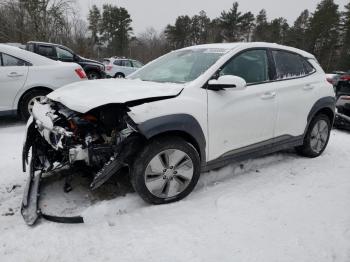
1, 117, 350, 262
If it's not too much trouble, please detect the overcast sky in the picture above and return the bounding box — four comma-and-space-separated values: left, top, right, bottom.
77, 0, 348, 35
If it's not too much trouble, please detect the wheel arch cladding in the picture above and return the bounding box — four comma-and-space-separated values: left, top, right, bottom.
307, 96, 336, 124
137, 114, 206, 165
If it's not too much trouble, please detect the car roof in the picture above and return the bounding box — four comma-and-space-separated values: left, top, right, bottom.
182, 42, 315, 59
27, 41, 74, 53
0, 43, 57, 66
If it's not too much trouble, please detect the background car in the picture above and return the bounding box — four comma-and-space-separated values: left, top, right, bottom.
103, 57, 143, 78
26, 41, 105, 80
0, 44, 87, 119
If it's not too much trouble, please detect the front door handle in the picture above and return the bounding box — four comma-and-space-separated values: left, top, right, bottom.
303, 84, 314, 90
8, 72, 23, 77
261, 91, 276, 100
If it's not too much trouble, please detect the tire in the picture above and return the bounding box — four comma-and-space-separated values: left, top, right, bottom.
114, 73, 125, 78
86, 70, 101, 80
20, 90, 50, 120
131, 137, 201, 204
296, 114, 331, 158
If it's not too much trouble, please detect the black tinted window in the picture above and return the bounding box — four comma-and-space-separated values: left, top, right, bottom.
113, 60, 123, 66
37, 45, 55, 57
27, 44, 34, 52
121, 60, 132, 67
56, 47, 73, 61
220, 49, 269, 84
272, 50, 312, 79
1, 53, 27, 66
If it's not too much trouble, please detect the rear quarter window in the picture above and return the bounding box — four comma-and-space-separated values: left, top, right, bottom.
1, 53, 28, 66
272, 50, 315, 80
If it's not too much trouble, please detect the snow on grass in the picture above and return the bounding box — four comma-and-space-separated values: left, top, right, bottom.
1, 119, 350, 262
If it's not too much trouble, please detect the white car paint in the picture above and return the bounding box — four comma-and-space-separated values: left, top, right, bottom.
44, 42, 335, 162
0, 44, 86, 115
48, 78, 184, 113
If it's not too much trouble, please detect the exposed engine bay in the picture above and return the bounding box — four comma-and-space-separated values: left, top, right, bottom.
22, 99, 145, 225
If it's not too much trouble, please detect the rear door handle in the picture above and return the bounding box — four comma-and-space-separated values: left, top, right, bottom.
8, 72, 23, 77
303, 84, 314, 90
261, 91, 276, 100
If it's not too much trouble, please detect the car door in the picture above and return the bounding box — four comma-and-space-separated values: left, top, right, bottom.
207, 49, 277, 161
0, 53, 29, 112
121, 60, 135, 76
271, 50, 319, 138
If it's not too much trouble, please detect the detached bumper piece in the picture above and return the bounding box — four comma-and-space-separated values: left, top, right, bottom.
21, 167, 84, 226
334, 112, 350, 130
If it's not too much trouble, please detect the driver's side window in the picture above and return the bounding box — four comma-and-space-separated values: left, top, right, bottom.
220, 49, 269, 84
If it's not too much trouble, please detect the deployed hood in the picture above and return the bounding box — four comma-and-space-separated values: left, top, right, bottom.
47, 79, 184, 113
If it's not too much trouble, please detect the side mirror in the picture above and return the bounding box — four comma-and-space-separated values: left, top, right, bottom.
207, 75, 247, 91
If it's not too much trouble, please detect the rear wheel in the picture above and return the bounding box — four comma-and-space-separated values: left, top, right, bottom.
114, 73, 125, 78
296, 114, 331, 158
131, 137, 201, 204
20, 90, 50, 120
86, 70, 101, 80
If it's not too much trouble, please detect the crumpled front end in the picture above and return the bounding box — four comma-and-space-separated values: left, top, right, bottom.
21, 99, 144, 224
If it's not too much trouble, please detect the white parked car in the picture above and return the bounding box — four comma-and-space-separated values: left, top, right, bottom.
23, 42, 335, 224
103, 57, 143, 78
0, 44, 87, 119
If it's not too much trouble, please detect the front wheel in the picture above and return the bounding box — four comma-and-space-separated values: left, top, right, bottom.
20, 90, 50, 120
296, 114, 331, 158
131, 137, 201, 204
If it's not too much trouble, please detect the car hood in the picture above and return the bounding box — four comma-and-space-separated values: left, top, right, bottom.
47, 79, 184, 113
78, 56, 104, 66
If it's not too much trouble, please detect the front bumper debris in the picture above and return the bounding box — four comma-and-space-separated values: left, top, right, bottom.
22, 126, 84, 225
21, 100, 142, 225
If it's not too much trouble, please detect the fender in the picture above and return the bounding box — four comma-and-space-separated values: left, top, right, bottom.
307, 96, 336, 122
137, 114, 206, 165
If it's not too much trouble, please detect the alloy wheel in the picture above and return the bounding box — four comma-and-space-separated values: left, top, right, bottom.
144, 149, 194, 198
310, 119, 329, 153
27, 96, 46, 115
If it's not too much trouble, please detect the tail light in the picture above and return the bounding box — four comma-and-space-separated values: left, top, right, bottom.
106, 65, 112, 71
340, 75, 350, 81
326, 78, 334, 85
340, 96, 350, 100
75, 68, 87, 79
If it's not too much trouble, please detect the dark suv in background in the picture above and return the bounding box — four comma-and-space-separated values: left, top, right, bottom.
26, 41, 105, 79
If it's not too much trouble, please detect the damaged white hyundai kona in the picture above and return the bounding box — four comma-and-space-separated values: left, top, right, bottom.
22, 42, 335, 224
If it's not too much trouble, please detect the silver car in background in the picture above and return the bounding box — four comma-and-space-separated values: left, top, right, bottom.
103, 57, 143, 78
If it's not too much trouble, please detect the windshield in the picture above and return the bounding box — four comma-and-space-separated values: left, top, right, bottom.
129, 48, 227, 83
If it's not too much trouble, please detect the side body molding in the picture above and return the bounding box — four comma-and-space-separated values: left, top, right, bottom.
137, 114, 206, 165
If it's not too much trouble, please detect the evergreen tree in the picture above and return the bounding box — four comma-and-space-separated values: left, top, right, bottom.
100, 4, 133, 56
307, 0, 340, 70
338, 2, 350, 71
286, 10, 310, 49
88, 5, 101, 46
165, 15, 192, 48
253, 9, 269, 41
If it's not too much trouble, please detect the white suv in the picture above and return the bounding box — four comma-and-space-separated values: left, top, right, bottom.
103, 57, 143, 78
23, 43, 335, 222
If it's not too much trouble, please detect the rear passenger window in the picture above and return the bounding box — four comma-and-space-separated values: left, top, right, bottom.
113, 60, 123, 66
121, 60, 132, 67
37, 45, 56, 58
272, 50, 314, 79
